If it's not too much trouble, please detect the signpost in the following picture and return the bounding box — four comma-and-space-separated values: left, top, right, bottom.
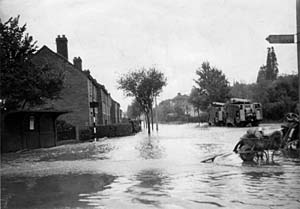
265, 34, 295, 44
297, 0, 300, 141
266, 0, 300, 140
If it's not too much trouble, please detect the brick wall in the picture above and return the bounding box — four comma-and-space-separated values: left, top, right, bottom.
32, 46, 90, 128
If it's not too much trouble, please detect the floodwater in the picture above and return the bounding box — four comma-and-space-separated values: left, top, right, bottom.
1, 123, 300, 209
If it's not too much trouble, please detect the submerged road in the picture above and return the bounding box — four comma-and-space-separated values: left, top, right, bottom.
1, 123, 300, 209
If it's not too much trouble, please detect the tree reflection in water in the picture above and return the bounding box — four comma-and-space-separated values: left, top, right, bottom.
136, 137, 165, 159
128, 169, 173, 207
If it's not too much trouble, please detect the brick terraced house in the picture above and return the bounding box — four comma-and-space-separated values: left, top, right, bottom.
32, 35, 122, 131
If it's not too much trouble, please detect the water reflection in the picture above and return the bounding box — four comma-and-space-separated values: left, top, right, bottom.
237, 165, 299, 208
128, 169, 172, 207
2, 124, 300, 209
136, 137, 165, 159
1, 173, 116, 209
242, 171, 284, 180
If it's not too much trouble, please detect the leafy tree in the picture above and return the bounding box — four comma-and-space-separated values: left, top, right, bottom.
256, 65, 267, 83
194, 62, 230, 110
251, 74, 298, 120
266, 47, 278, 80
127, 99, 143, 119
174, 103, 185, 117
230, 81, 254, 99
117, 67, 167, 135
257, 47, 278, 83
188, 87, 208, 117
156, 100, 173, 122
0, 16, 64, 111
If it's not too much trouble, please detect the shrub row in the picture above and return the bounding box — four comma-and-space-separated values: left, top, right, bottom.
79, 121, 141, 141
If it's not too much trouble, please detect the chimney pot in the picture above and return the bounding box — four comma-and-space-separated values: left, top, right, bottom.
73, 56, 82, 71
56, 35, 68, 60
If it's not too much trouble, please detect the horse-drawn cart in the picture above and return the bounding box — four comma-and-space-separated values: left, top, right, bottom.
233, 129, 282, 164
201, 113, 299, 164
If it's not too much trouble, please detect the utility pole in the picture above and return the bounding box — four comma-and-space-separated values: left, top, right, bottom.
296, 0, 300, 140
297, 0, 300, 135
266, 0, 300, 140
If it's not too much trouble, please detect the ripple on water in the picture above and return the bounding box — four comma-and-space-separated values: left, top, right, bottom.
1, 124, 300, 209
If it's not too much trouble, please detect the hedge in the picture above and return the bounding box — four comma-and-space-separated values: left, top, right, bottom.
79, 121, 141, 141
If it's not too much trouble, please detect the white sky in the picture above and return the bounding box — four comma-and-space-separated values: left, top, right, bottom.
0, 0, 297, 110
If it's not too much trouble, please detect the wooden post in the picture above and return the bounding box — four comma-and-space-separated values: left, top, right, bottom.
75, 126, 80, 141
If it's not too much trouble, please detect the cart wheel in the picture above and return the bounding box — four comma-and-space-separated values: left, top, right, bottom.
239, 144, 255, 161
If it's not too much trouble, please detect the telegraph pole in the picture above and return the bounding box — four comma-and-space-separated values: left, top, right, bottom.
266, 0, 300, 140
296, 0, 300, 140
297, 0, 300, 131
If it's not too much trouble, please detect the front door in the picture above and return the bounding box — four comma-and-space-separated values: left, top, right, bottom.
23, 115, 40, 149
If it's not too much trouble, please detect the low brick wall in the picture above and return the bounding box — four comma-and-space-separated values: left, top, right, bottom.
79, 122, 141, 141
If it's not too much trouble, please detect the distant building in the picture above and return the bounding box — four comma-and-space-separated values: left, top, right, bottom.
157, 92, 200, 122
173, 93, 198, 117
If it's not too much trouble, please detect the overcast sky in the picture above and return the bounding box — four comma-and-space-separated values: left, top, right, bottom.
0, 0, 297, 110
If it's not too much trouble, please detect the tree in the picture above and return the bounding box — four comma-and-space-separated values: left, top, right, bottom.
188, 87, 208, 117
251, 74, 298, 120
257, 47, 279, 83
256, 65, 267, 83
230, 81, 254, 99
117, 67, 167, 135
156, 100, 173, 122
127, 99, 143, 119
0, 16, 64, 111
266, 47, 278, 80
194, 62, 230, 110
174, 103, 185, 117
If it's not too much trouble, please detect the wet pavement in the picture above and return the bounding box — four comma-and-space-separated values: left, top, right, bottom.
1, 123, 300, 209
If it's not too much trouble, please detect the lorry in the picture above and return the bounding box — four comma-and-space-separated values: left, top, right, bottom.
224, 98, 263, 127
208, 102, 225, 126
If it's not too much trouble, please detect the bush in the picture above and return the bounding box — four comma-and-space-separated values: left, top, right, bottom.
187, 112, 209, 123
79, 129, 93, 141
263, 101, 298, 121
79, 122, 140, 141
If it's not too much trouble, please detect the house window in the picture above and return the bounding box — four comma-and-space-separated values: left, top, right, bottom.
29, 116, 35, 130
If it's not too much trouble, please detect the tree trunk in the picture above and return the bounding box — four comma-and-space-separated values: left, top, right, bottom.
197, 109, 200, 125
151, 108, 154, 131
146, 112, 151, 136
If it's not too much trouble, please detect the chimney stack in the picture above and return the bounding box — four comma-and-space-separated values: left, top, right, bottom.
56, 35, 68, 60
73, 57, 82, 71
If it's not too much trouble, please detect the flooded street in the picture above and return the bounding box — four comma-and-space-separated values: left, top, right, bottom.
1, 124, 300, 209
